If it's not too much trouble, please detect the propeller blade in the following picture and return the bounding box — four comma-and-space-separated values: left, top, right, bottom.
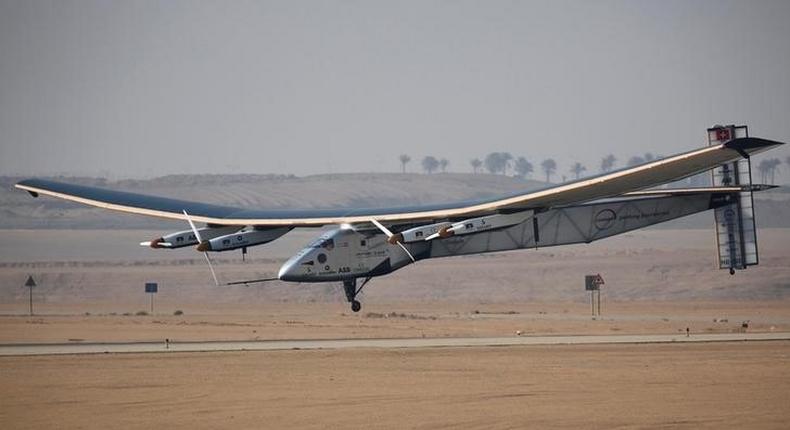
395, 241, 416, 263
370, 219, 415, 263
183, 210, 203, 243
370, 218, 394, 237
203, 252, 220, 286
424, 226, 452, 241
183, 210, 219, 286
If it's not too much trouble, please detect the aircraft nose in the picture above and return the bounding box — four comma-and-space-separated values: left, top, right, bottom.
278, 258, 297, 281
278, 253, 313, 282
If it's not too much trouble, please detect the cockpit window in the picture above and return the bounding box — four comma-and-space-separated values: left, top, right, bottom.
310, 238, 335, 250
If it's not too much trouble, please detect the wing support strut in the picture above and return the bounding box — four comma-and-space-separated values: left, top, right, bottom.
225, 277, 279, 286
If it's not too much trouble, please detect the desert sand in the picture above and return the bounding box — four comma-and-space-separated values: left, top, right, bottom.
1, 228, 789, 428
1, 300, 789, 344
2, 342, 789, 429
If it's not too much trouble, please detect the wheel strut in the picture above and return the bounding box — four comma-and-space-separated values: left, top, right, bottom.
342, 277, 372, 312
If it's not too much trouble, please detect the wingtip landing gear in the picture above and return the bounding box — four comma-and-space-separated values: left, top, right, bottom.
343, 277, 372, 313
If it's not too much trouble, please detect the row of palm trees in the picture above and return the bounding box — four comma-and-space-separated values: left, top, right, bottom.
757, 157, 785, 184
399, 154, 789, 184
401, 152, 603, 182
399, 155, 451, 174
399, 153, 620, 182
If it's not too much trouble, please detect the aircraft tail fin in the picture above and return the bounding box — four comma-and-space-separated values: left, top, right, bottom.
708, 125, 762, 273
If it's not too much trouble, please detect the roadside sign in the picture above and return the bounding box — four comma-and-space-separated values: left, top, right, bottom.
25, 275, 37, 316
145, 282, 158, 314
585, 274, 605, 317
584, 274, 604, 291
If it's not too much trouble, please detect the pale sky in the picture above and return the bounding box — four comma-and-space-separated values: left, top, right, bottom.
1, 0, 789, 179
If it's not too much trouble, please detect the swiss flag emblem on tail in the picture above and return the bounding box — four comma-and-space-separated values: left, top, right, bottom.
715, 128, 731, 141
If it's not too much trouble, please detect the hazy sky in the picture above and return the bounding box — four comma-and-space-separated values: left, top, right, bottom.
1, 0, 789, 179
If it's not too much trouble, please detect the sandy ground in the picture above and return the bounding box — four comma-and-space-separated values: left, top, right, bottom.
2, 229, 789, 310
1, 228, 789, 428
1, 342, 789, 429
1, 301, 788, 344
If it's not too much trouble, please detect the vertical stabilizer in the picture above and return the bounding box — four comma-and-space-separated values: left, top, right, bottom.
708, 125, 759, 273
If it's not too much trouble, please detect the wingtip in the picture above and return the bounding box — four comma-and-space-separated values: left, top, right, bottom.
14, 181, 40, 197
725, 137, 785, 154
750, 184, 780, 192
15, 178, 41, 188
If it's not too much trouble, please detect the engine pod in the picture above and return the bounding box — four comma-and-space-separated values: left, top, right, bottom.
205, 227, 291, 252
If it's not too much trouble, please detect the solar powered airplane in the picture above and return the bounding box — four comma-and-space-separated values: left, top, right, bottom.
15, 129, 784, 312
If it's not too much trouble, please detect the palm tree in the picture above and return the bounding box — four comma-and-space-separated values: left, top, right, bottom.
484, 153, 500, 174
541, 158, 557, 182
767, 158, 782, 184
484, 152, 512, 175
439, 158, 449, 173
570, 162, 587, 180
398, 154, 411, 173
757, 159, 773, 183
513, 157, 533, 178
757, 158, 782, 184
600, 154, 616, 172
470, 158, 482, 174
501, 153, 513, 175
422, 156, 439, 174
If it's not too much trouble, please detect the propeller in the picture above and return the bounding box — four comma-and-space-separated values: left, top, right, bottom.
425, 226, 453, 241
369, 219, 415, 262
183, 210, 220, 286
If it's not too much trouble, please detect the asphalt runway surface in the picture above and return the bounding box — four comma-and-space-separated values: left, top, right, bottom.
2, 332, 788, 356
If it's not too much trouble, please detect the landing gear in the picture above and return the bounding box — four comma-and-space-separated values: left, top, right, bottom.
343, 277, 372, 313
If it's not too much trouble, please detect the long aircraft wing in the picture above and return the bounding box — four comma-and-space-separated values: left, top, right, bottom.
15, 137, 783, 226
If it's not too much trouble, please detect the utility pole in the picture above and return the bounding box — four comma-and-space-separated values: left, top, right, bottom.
25, 275, 36, 316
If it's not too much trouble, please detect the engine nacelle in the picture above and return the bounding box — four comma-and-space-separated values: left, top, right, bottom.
390, 222, 452, 244
145, 226, 240, 249
426, 210, 533, 240
200, 227, 291, 252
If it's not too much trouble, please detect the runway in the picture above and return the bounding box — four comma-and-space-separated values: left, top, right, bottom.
2, 331, 789, 356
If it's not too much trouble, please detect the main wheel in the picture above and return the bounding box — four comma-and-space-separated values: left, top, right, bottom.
351, 300, 362, 313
